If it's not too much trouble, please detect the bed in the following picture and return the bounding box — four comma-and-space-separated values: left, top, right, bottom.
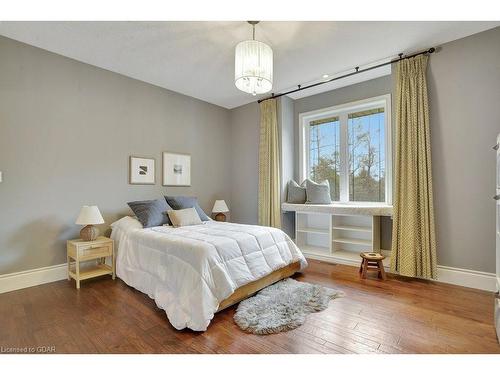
110, 216, 307, 331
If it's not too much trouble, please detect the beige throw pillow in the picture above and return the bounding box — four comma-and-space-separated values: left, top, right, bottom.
167, 207, 203, 227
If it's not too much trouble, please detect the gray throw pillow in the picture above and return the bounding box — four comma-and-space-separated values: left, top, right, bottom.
287, 180, 306, 203
127, 198, 172, 228
305, 179, 332, 204
164, 196, 210, 221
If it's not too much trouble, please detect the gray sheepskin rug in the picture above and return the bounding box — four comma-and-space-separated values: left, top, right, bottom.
233, 278, 344, 335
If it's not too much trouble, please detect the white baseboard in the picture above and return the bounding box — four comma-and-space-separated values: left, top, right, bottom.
303, 250, 392, 270
304, 253, 497, 292
304, 252, 363, 267
436, 265, 496, 292
0, 259, 497, 294
0, 263, 67, 294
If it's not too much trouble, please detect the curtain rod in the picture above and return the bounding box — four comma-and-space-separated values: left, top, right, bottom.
257, 47, 436, 104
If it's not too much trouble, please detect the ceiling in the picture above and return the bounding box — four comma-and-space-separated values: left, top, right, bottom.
0, 21, 498, 109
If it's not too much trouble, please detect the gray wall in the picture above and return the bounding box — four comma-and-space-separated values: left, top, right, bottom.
229, 102, 260, 225
427, 26, 500, 272
1, 26, 499, 276
0, 36, 232, 274
229, 97, 296, 229
229, 26, 500, 273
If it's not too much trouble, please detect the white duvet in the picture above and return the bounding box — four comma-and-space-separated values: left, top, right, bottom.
111, 217, 307, 331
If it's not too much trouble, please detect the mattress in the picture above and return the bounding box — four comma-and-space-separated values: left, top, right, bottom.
110, 216, 307, 331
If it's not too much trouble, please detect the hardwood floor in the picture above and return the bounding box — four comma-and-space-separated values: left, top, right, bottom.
0, 259, 498, 354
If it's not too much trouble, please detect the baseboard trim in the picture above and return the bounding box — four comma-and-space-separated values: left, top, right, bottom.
1, 259, 497, 294
304, 252, 360, 267
304, 254, 497, 292
436, 265, 496, 292
0, 263, 67, 294
303, 252, 391, 270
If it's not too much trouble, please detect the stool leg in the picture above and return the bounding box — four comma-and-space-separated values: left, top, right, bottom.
359, 259, 364, 274
378, 260, 386, 280
361, 259, 367, 279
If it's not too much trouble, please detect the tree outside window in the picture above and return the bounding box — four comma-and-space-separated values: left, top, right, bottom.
309, 117, 340, 201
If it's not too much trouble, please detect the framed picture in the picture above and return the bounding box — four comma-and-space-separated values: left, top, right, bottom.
162, 152, 191, 186
129, 156, 156, 185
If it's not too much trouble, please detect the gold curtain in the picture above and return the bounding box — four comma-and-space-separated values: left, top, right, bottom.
258, 99, 281, 228
390, 54, 437, 279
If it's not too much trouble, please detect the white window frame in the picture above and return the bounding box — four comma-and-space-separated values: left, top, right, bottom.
299, 94, 392, 205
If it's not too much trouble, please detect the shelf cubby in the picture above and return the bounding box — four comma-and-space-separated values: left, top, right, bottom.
294, 211, 384, 267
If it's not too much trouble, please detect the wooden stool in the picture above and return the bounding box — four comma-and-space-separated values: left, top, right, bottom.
359, 252, 386, 280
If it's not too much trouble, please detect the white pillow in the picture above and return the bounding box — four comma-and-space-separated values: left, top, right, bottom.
110, 216, 143, 231
167, 207, 203, 227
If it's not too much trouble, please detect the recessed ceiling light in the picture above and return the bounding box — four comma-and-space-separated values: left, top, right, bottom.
322, 74, 329, 79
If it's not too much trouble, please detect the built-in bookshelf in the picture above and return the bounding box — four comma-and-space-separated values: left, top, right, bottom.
293, 209, 389, 267
295, 212, 331, 256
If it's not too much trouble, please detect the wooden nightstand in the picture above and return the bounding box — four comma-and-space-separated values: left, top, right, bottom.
67, 236, 115, 289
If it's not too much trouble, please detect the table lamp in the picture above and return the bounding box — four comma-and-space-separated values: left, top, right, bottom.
212, 200, 229, 222
76, 205, 105, 241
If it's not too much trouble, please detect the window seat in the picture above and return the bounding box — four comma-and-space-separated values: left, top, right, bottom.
282, 202, 392, 267
281, 202, 393, 217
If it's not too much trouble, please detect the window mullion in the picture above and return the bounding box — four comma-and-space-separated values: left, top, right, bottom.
339, 113, 349, 203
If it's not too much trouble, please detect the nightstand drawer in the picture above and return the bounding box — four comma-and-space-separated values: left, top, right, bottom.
68, 242, 113, 261
79, 244, 112, 259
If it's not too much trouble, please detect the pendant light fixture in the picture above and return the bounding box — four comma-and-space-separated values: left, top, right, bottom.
234, 21, 273, 96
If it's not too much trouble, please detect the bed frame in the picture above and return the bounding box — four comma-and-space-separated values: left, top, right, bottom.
216, 261, 301, 312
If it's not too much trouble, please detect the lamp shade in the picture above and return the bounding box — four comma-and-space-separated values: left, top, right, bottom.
235, 40, 273, 96
212, 200, 229, 213
76, 205, 104, 225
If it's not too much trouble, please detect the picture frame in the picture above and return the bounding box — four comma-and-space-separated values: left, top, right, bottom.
162, 152, 191, 186
129, 156, 156, 185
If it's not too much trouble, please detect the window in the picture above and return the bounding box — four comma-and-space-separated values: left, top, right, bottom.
300, 95, 391, 204
308, 116, 340, 201
348, 108, 386, 202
